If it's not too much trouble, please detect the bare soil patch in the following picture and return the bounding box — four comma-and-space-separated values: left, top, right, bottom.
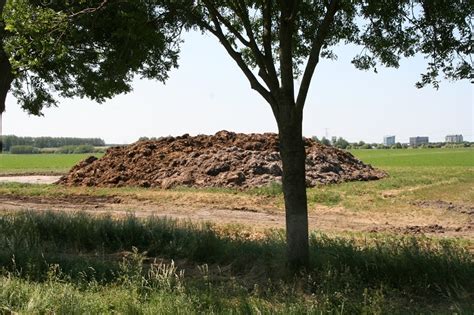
1, 194, 472, 240
0, 194, 121, 208
0, 175, 62, 184
412, 200, 474, 215
368, 223, 473, 235
58, 131, 386, 189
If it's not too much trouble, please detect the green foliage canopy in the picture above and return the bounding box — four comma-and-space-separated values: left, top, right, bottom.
2, 0, 183, 115
2, 0, 472, 115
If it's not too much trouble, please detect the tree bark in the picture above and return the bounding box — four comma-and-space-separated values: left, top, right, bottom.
0, 48, 11, 152
0, 0, 13, 114
0, 0, 13, 153
277, 100, 309, 269
0, 48, 12, 114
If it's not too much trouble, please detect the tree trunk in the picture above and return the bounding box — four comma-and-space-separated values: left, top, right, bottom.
0, 48, 12, 114
277, 102, 309, 269
0, 0, 13, 115
0, 0, 12, 153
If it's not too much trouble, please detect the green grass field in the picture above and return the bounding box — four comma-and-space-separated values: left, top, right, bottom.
0, 153, 103, 174
309, 148, 474, 210
350, 148, 474, 167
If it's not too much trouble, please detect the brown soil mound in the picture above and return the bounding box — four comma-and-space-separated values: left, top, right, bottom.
58, 131, 386, 189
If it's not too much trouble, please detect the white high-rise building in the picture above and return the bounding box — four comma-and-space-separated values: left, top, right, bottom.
445, 135, 463, 143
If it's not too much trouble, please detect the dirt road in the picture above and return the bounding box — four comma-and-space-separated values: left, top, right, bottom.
1, 193, 472, 240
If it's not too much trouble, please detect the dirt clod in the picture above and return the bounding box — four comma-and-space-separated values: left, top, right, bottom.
58, 131, 386, 189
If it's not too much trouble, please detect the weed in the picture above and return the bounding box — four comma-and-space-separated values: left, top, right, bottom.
250, 181, 283, 196
308, 189, 341, 205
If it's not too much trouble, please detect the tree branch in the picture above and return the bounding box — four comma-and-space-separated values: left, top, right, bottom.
202, 1, 278, 112
296, 0, 339, 111
68, 0, 108, 19
220, 0, 280, 95
204, 2, 252, 47
278, 0, 298, 106
262, 0, 278, 87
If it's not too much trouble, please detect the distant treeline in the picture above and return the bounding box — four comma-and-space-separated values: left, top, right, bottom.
1, 135, 106, 151
8, 144, 106, 154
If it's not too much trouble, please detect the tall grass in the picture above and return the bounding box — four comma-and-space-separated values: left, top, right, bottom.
0, 211, 472, 313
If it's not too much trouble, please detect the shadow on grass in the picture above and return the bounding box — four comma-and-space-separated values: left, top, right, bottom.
0, 211, 472, 313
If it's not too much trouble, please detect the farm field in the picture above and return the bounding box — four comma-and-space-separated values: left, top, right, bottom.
351, 147, 474, 167
0, 148, 472, 236
0, 147, 473, 313
0, 153, 103, 175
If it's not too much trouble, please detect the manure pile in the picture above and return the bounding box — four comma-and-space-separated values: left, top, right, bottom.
58, 131, 386, 188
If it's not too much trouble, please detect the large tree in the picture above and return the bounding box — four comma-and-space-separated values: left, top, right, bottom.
3, 0, 472, 268
177, 0, 472, 267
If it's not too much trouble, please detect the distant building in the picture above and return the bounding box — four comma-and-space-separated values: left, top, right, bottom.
409, 136, 429, 146
383, 135, 395, 146
445, 134, 463, 143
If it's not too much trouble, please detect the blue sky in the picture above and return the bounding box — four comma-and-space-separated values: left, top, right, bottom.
3, 31, 472, 144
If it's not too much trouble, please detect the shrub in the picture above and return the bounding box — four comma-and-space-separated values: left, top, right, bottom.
38, 148, 57, 154
73, 145, 95, 154
56, 145, 77, 154
94, 147, 107, 153
56, 145, 95, 154
9, 145, 39, 154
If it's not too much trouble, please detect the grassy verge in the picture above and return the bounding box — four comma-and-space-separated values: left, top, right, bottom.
0, 211, 473, 313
